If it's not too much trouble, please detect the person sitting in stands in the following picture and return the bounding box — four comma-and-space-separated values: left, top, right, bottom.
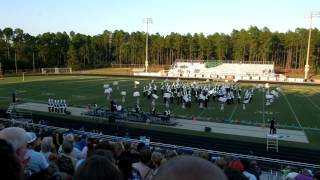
118, 155, 142, 180
153, 156, 227, 180
132, 149, 153, 180
0, 139, 24, 180
314, 171, 320, 180
224, 167, 248, 180
247, 160, 261, 180
40, 137, 57, 163
25, 132, 50, 175
58, 133, 86, 160
295, 169, 313, 180
149, 152, 164, 179
73, 155, 122, 180
0, 127, 28, 168
241, 159, 257, 180
57, 142, 78, 176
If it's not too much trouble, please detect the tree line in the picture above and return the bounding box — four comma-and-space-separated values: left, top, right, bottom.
0, 26, 319, 73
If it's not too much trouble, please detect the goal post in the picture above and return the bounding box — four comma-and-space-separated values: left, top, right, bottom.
41, 67, 72, 75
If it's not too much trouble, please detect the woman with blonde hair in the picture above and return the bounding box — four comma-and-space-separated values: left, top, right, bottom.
40, 136, 57, 162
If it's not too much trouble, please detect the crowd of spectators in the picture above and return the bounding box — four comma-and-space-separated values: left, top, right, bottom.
0, 121, 319, 180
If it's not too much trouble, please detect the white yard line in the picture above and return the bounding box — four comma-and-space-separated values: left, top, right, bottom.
228, 103, 238, 121
197, 108, 206, 118
281, 92, 304, 131
303, 94, 320, 111
0, 96, 10, 99
55, 78, 106, 84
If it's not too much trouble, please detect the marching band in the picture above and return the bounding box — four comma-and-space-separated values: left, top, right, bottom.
141, 79, 256, 111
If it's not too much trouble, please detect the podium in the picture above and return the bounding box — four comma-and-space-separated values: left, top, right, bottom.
266, 133, 278, 152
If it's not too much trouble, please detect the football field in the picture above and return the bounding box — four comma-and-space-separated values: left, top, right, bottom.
1, 75, 320, 129
1, 75, 320, 145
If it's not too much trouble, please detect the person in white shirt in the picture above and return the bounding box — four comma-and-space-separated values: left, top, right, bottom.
58, 133, 87, 160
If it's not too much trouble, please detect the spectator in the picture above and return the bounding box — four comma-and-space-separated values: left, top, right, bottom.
241, 159, 257, 180
128, 143, 141, 163
228, 157, 244, 173
215, 158, 227, 170
114, 142, 125, 159
247, 160, 261, 180
0, 127, 27, 165
73, 155, 122, 180
224, 167, 248, 180
58, 133, 86, 160
76, 149, 115, 171
95, 141, 114, 153
153, 156, 227, 180
137, 142, 146, 152
285, 166, 299, 179
0, 139, 24, 180
85, 137, 96, 158
40, 136, 57, 163
132, 149, 153, 180
164, 149, 177, 160
74, 135, 87, 152
295, 169, 313, 180
314, 171, 320, 180
25, 132, 49, 174
57, 142, 77, 176
118, 155, 142, 180
0, 123, 5, 130
149, 152, 163, 179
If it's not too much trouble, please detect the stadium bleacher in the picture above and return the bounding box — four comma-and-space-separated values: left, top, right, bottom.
168, 60, 275, 78
0, 118, 319, 180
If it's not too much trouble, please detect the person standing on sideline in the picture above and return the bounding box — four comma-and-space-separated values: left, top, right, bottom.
269, 118, 276, 134
12, 91, 16, 103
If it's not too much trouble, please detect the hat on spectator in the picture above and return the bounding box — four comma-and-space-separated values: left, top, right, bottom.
228, 159, 244, 172
26, 132, 37, 144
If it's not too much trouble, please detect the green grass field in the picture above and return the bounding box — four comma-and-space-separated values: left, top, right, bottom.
1, 75, 320, 146
1, 75, 320, 129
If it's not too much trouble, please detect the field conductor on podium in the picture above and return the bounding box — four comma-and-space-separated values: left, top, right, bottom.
269, 118, 276, 134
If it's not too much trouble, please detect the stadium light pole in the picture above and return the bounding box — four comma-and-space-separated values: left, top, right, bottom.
144, 18, 153, 72
305, 11, 320, 80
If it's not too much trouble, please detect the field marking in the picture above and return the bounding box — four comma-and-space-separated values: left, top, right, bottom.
228, 103, 238, 121
1, 76, 80, 84
197, 108, 206, 118
281, 92, 304, 131
55, 77, 131, 84
1, 78, 106, 103
55, 78, 106, 84
303, 94, 320, 111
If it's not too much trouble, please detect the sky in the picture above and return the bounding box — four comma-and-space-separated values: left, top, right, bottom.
0, 0, 320, 36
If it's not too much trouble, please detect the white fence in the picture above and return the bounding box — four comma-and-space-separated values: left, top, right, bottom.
41, 68, 72, 74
